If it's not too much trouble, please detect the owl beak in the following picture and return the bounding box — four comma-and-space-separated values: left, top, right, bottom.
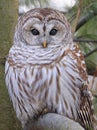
43, 41, 47, 48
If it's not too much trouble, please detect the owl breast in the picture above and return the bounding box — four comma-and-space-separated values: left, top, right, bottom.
5, 43, 86, 126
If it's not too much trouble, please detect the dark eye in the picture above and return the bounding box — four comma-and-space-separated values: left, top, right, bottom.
49, 29, 57, 36
31, 29, 39, 35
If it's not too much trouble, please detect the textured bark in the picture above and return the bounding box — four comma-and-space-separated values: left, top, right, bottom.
0, 0, 22, 130
0, 0, 18, 56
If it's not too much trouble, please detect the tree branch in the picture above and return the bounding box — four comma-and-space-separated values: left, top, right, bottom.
84, 48, 97, 58
24, 113, 84, 130
75, 10, 97, 31
73, 39, 97, 43
73, 39, 97, 57
73, 0, 83, 33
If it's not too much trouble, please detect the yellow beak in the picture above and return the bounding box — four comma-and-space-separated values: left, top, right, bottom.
43, 41, 47, 48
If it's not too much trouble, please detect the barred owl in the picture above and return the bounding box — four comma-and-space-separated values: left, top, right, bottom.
5, 8, 97, 130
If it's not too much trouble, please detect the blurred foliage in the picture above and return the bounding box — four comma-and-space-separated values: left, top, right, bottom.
64, 0, 97, 115
66, 0, 97, 75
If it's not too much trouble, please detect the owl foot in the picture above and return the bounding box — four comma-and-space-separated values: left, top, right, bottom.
33, 107, 49, 120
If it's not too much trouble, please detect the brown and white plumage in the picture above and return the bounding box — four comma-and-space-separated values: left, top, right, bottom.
5, 8, 97, 130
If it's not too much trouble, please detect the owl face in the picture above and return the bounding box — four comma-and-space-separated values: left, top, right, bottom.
14, 8, 72, 48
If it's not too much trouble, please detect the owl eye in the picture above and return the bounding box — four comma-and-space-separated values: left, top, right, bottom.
49, 29, 57, 36
31, 29, 39, 35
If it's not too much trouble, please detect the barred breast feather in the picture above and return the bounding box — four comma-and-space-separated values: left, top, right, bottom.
5, 43, 96, 130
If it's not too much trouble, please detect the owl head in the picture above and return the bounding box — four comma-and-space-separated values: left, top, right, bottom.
14, 8, 72, 48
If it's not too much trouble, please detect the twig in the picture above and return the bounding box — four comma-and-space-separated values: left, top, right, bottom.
38, 0, 42, 8
73, 39, 97, 58
73, 0, 83, 33
84, 48, 97, 58
75, 11, 97, 31
73, 39, 97, 43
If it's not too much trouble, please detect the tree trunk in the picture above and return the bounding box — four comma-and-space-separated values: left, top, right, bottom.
0, 0, 22, 130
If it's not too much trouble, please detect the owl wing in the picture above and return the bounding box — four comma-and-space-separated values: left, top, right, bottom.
71, 43, 96, 130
